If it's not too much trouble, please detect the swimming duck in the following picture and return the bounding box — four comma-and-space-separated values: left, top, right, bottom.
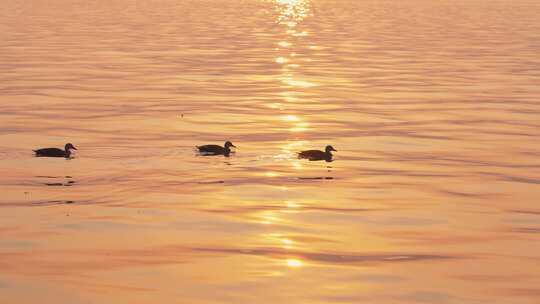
197, 141, 237, 156
298, 145, 337, 162
34, 143, 77, 158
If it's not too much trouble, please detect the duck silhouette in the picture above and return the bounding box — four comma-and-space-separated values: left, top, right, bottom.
34, 143, 77, 158
298, 145, 337, 162
197, 141, 237, 156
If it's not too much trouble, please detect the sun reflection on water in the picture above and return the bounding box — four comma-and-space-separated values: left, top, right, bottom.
265, 171, 280, 177
286, 259, 303, 268
259, 0, 312, 275
275, 57, 290, 64
285, 201, 301, 208
281, 78, 315, 88
282, 114, 300, 121
275, 0, 311, 24
278, 41, 292, 47
273, 0, 314, 108
282, 238, 294, 245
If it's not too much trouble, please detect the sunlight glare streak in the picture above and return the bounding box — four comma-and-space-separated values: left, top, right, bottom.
275, 57, 290, 64
278, 41, 292, 47
285, 201, 301, 208
282, 78, 315, 88
265, 172, 280, 177
286, 259, 303, 267
275, 0, 311, 25
282, 114, 300, 121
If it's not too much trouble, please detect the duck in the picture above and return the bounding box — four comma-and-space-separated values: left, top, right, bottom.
34, 143, 77, 158
298, 145, 337, 162
197, 141, 237, 156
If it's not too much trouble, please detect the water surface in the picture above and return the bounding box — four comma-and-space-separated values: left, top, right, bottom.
1, 0, 540, 303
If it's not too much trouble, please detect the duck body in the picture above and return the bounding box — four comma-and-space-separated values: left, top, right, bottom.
298, 145, 337, 162
34, 143, 77, 158
197, 141, 236, 156
298, 149, 330, 161
198, 144, 227, 155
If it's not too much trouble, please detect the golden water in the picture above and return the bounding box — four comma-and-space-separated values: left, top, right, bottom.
1, 0, 540, 302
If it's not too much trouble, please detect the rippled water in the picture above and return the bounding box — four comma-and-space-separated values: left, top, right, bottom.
1, 0, 540, 303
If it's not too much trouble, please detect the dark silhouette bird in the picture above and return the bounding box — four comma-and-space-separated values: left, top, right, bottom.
197, 141, 237, 156
298, 145, 337, 162
34, 143, 77, 158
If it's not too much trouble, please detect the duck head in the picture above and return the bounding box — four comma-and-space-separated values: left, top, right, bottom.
65, 143, 77, 151
224, 141, 237, 149
325, 145, 337, 153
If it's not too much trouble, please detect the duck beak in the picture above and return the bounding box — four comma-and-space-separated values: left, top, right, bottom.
332, 148, 337, 152
231, 144, 237, 148
72, 146, 78, 150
